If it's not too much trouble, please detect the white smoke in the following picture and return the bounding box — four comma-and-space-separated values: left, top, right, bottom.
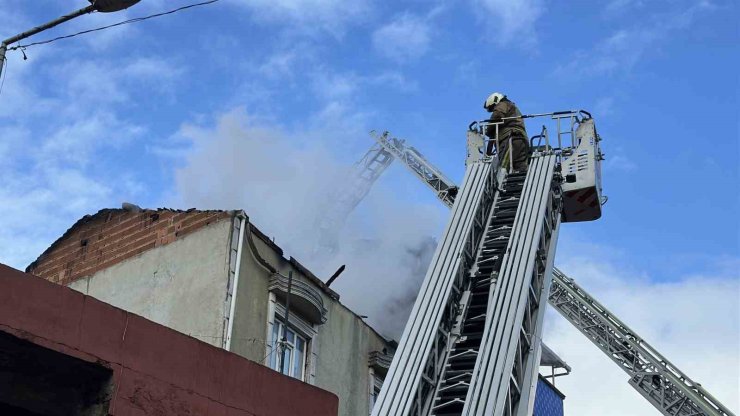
172, 107, 447, 337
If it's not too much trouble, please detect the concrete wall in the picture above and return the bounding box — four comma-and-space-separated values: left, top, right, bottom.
312, 300, 389, 416
230, 224, 392, 416
229, 225, 272, 362
0, 264, 340, 416
69, 219, 233, 347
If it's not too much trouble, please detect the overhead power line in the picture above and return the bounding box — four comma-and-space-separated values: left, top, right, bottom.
8, 0, 221, 52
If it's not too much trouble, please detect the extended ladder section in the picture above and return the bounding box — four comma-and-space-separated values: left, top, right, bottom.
373, 156, 498, 416
372, 148, 563, 416
314, 143, 395, 253
372, 131, 459, 208
549, 269, 735, 416
461, 155, 560, 416
432, 171, 527, 414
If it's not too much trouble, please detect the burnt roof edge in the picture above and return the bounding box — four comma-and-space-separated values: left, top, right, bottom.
26, 207, 233, 273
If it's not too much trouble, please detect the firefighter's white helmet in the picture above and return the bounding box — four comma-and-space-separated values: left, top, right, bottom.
484, 92, 505, 111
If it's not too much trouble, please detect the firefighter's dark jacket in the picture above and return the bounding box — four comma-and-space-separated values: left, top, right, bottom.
485, 99, 527, 141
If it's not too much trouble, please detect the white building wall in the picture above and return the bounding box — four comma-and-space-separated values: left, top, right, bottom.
68, 220, 233, 347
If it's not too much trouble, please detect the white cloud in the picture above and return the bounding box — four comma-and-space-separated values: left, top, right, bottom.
544, 244, 739, 415
309, 67, 418, 104
47, 57, 183, 105
372, 13, 432, 63
0, 165, 114, 270
604, 154, 637, 173
454, 60, 481, 85
594, 96, 615, 117
471, 0, 545, 46
368, 71, 419, 92
228, 0, 372, 35
0, 8, 174, 270
604, 0, 645, 16
258, 50, 299, 79
40, 113, 145, 166
557, 1, 714, 76
311, 69, 360, 101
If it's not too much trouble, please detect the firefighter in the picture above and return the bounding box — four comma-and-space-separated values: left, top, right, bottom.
483, 92, 530, 171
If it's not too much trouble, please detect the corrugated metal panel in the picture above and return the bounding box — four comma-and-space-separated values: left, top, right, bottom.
533, 378, 564, 416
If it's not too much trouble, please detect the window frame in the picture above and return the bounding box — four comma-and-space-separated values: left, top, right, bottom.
270, 319, 307, 380
368, 368, 384, 415
266, 292, 318, 383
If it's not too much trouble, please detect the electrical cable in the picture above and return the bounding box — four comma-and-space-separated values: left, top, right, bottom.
262, 343, 280, 364
8, 0, 220, 52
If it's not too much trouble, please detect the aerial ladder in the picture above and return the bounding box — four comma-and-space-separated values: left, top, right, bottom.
314, 141, 395, 254
314, 133, 458, 255
319, 112, 734, 416
372, 112, 586, 416
371, 120, 733, 416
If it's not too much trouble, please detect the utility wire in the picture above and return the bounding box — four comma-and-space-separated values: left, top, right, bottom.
263, 343, 280, 364
8, 0, 221, 51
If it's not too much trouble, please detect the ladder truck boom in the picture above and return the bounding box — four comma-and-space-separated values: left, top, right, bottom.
314, 142, 395, 254
313, 130, 459, 255
549, 270, 735, 416
368, 118, 734, 416
371, 130, 459, 208
373, 112, 595, 416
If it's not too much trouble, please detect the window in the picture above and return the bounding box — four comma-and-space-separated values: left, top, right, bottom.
368, 369, 383, 415
266, 292, 318, 383
269, 320, 307, 381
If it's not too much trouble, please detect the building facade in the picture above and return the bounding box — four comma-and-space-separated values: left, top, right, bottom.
0, 264, 339, 416
27, 206, 394, 416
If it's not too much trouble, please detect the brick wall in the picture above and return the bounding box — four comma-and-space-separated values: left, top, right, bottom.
27, 209, 231, 286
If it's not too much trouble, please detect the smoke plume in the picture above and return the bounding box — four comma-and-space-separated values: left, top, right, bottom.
173, 108, 447, 338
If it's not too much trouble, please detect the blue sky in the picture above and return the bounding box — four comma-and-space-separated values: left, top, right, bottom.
1, 0, 738, 414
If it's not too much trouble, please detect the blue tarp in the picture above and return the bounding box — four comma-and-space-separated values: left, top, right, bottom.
533, 377, 565, 416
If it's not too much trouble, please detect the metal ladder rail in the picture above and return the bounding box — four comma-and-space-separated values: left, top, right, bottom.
464, 154, 560, 416
372, 131, 458, 208
314, 143, 395, 253
392, 166, 735, 416
430, 172, 528, 415
549, 269, 736, 416
372, 158, 499, 416
412, 161, 499, 415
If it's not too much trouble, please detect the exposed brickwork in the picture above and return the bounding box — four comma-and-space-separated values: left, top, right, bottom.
27, 208, 232, 286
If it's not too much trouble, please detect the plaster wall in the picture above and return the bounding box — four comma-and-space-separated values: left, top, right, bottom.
68, 220, 233, 347
228, 228, 272, 362
230, 227, 391, 416
312, 300, 389, 416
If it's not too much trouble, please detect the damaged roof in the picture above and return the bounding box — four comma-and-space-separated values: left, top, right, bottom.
25, 206, 233, 273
